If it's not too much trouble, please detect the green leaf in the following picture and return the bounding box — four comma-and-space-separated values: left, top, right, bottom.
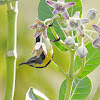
71, 77, 92, 100
59, 79, 67, 100
66, 0, 82, 17
59, 76, 92, 100
0, 0, 5, 5
26, 88, 49, 100
74, 42, 100, 79
26, 88, 40, 100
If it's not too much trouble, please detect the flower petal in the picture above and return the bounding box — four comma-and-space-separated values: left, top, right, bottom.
42, 43, 47, 56
34, 42, 42, 50
93, 35, 100, 45
52, 9, 59, 15
34, 31, 41, 38
65, 2, 75, 8
80, 19, 89, 24
43, 29, 47, 38
28, 23, 37, 29
73, 11, 80, 18
61, 11, 69, 19
65, 25, 72, 34
32, 49, 35, 54
58, 0, 64, 2
92, 25, 100, 33
46, 0, 57, 8
76, 27, 83, 36
36, 18, 43, 24
92, 37, 100, 49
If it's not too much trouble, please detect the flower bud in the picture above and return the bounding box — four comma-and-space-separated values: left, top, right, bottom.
87, 8, 97, 20
65, 36, 75, 46
76, 46, 88, 58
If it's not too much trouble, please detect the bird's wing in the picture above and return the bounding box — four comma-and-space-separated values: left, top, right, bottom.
27, 56, 43, 64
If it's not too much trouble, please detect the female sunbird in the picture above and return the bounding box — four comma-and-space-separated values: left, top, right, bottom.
18, 35, 55, 68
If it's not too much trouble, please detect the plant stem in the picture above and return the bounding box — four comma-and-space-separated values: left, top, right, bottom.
84, 29, 98, 34
64, 50, 75, 100
4, 1, 18, 100
64, 79, 73, 100
84, 33, 94, 41
72, 58, 85, 80
68, 50, 75, 77
50, 61, 70, 80
50, 26, 71, 50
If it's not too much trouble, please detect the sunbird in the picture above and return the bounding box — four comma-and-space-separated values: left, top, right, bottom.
18, 34, 60, 68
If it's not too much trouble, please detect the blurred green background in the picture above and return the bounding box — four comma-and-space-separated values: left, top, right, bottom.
0, 0, 100, 100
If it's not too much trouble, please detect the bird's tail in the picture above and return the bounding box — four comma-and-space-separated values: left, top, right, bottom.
18, 62, 27, 66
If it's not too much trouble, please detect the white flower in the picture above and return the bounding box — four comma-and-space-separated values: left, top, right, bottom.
29, 18, 48, 38
46, 0, 75, 19
64, 11, 89, 36
64, 36, 75, 46
77, 46, 88, 58
87, 8, 97, 20
32, 42, 47, 57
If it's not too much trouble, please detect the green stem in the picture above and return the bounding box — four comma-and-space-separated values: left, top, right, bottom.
64, 80, 73, 100
50, 26, 75, 100
68, 50, 75, 77
50, 27, 71, 50
72, 58, 85, 80
84, 33, 94, 41
4, 1, 18, 100
64, 50, 75, 100
50, 61, 70, 80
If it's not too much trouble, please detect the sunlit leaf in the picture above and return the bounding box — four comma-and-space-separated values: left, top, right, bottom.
59, 79, 67, 100
26, 88, 39, 100
66, 0, 82, 17
71, 77, 91, 100
59, 76, 92, 100
74, 42, 100, 79
26, 87, 49, 100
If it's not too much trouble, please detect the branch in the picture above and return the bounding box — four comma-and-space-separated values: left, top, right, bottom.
4, 1, 18, 100
72, 57, 85, 80
50, 61, 70, 80
50, 26, 71, 50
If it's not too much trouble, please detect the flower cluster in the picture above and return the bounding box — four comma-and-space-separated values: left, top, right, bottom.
28, 0, 99, 59
28, 18, 48, 58
64, 11, 89, 36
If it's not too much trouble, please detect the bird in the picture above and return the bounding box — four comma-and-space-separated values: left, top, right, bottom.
18, 35, 54, 68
